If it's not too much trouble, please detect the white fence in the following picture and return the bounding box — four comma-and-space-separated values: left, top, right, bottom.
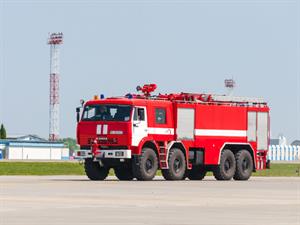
7, 147, 69, 160
268, 145, 300, 161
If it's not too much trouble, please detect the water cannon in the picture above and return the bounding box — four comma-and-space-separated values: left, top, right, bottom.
136, 84, 157, 97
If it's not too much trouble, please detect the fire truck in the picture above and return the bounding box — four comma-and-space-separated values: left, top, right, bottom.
76, 84, 270, 181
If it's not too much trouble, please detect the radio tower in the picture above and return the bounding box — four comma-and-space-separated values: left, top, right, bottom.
48, 33, 63, 141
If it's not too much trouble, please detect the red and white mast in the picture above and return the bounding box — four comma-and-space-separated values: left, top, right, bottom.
48, 32, 63, 141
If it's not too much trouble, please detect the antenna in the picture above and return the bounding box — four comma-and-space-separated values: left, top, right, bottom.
48, 32, 63, 141
224, 78, 235, 96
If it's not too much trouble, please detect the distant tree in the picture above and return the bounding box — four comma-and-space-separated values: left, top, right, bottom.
0, 124, 7, 139
61, 137, 79, 151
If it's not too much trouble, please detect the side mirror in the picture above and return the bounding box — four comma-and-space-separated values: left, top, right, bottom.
76, 107, 81, 123
80, 99, 85, 106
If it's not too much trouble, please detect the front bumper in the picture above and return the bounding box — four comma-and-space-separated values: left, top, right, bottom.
75, 149, 132, 159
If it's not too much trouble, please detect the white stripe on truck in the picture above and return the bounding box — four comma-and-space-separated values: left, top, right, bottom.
194, 129, 246, 137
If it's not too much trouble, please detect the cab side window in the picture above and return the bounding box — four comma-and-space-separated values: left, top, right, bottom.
155, 108, 166, 124
134, 108, 145, 121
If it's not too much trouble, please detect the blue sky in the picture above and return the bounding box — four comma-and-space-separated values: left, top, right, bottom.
0, 0, 299, 142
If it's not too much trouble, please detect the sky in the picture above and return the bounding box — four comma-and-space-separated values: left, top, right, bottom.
0, 0, 299, 142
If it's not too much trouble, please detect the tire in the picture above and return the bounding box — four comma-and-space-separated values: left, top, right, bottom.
114, 166, 134, 181
213, 149, 236, 180
187, 166, 207, 180
182, 171, 188, 180
233, 150, 253, 180
132, 147, 158, 181
162, 148, 186, 180
84, 158, 109, 181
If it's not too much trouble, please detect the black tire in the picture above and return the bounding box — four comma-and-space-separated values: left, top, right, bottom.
187, 166, 207, 180
162, 148, 186, 180
132, 147, 158, 181
84, 158, 109, 181
233, 150, 253, 180
114, 166, 134, 181
213, 149, 236, 180
182, 171, 188, 180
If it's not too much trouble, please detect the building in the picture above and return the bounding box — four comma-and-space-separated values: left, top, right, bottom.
0, 135, 69, 160
270, 135, 288, 146
270, 139, 279, 145
291, 140, 300, 146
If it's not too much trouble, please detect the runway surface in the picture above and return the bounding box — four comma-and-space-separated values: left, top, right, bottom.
0, 176, 299, 225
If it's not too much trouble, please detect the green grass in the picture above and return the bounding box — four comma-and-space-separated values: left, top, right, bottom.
0, 162, 85, 175
0, 161, 299, 177
253, 163, 300, 177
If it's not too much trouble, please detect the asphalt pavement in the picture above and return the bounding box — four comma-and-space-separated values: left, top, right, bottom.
0, 176, 299, 225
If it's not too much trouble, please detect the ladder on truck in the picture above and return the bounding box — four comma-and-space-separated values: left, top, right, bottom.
209, 95, 266, 104
177, 93, 267, 106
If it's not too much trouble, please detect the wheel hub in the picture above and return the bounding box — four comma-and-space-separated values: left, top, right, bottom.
242, 158, 249, 171
224, 159, 231, 172
145, 159, 153, 172
174, 158, 182, 173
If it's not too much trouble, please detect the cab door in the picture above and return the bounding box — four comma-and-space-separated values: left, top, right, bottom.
132, 107, 148, 146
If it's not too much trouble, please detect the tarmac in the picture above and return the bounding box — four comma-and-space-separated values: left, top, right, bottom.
0, 176, 299, 225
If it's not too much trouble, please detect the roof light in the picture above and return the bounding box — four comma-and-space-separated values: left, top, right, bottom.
126, 93, 133, 99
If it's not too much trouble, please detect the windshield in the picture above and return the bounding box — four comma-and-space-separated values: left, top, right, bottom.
82, 104, 132, 122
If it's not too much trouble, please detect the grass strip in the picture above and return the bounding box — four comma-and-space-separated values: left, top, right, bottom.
0, 161, 299, 177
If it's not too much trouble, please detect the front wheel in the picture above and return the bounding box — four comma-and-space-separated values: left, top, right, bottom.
84, 158, 109, 181
132, 147, 158, 181
114, 165, 134, 181
162, 148, 186, 180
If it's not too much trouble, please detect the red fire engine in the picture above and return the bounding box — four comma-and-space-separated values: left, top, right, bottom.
76, 84, 270, 181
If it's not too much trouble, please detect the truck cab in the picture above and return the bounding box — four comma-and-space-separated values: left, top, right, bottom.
76, 93, 176, 181
77, 99, 134, 158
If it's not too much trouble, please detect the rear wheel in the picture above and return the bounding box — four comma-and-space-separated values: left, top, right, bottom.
132, 147, 158, 181
213, 149, 236, 180
162, 148, 186, 180
233, 150, 253, 180
84, 158, 109, 181
114, 165, 134, 181
187, 166, 207, 180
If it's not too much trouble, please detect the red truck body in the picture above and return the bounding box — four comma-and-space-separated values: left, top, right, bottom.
76, 84, 270, 181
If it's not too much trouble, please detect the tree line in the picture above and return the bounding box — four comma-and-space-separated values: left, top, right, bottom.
0, 124, 6, 139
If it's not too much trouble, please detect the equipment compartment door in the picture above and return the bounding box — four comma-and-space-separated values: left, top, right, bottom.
257, 112, 268, 150
176, 108, 195, 140
247, 111, 257, 142
132, 107, 148, 146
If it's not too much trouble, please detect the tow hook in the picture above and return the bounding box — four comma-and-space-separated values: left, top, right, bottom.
91, 139, 100, 156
